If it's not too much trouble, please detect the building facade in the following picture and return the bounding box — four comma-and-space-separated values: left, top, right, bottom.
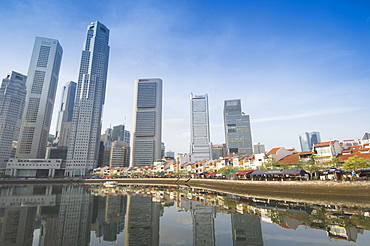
112, 124, 130, 144
223, 99, 253, 156
299, 131, 321, 152
190, 93, 212, 161
66, 21, 110, 176
253, 142, 266, 154
0, 72, 27, 169
110, 141, 129, 167
130, 79, 163, 167
54, 81, 77, 147
16, 37, 63, 159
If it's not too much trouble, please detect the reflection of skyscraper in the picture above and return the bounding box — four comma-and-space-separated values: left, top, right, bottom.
0, 71, 27, 169
130, 79, 163, 167
54, 81, 77, 147
125, 195, 160, 246
224, 99, 253, 156
192, 204, 216, 246
190, 93, 212, 161
231, 214, 263, 246
56, 186, 92, 246
66, 21, 110, 176
17, 37, 63, 159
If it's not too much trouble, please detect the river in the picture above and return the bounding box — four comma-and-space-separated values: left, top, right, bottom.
0, 184, 369, 245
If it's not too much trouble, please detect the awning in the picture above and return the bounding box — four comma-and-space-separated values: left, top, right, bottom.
226, 170, 240, 175
232, 170, 254, 175
251, 169, 307, 175
197, 172, 209, 175
323, 168, 343, 174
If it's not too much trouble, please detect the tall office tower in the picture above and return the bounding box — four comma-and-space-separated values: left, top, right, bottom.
190, 93, 212, 161
224, 99, 253, 156
212, 144, 227, 159
54, 81, 76, 147
253, 142, 266, 154
66, 21, 110, 176
16, 37, 63, 159
0, 72, 27, 169
130, 79, 163, 167
299, 131, 321, 151
110, 141, 129, 167
112, 124, 130, 144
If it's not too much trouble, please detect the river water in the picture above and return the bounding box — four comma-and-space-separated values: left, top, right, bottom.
0, 184, 369, 246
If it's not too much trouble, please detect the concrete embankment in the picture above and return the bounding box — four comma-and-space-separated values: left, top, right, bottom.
1, 178, 369, 206
82, 178, 370, 206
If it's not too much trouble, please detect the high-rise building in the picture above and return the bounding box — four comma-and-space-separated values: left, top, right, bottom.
130, 79, 163, 167
253, 142, 266, 154
16, 37, 63, 159
299, 131, 321, 152
66, 21, 110, 176
110, 141, 129, 167
0, 72, 27, 169
212, 144, 227, 159
223, 99, 253, 156
190, 93, 212, 161
112, 124, 130, 144
54, 81, 77, 147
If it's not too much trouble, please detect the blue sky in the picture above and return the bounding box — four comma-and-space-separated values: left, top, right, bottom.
1, 0, 370, 154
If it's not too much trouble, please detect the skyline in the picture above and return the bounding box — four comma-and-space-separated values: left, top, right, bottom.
1, 1, 370, 155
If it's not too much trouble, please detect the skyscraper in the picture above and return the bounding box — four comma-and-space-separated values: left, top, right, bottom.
223, 99, 253, 156
16, 37, 63, 159
0, 72, 27, 168
130, 79, 162, 167
299, 131, 321, 151
112, 124, 130, 144
66, 21, 110, 176
190, 93, 212, 161
54, 81, 77, 147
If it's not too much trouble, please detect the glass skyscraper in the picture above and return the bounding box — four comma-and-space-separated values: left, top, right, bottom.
223, 99, 253, 156
190, 93, 212, 161
130, 79, 163, 167
54, 81, 76, 147
299, 131, 321, 151
0, 71, 27, 168
66, 21, 110, 176
16, 37, 63, 159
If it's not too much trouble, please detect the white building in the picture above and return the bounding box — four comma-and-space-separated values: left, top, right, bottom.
66, 21, 110, 176
16, 37, 63, 159
190, 93, 212, 161
130, 79, 163, 167
0, 72, 27, 169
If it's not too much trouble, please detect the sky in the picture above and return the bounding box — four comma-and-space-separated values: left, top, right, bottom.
1, 0, 370, 155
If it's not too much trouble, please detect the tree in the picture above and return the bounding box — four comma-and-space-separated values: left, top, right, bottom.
301, 153, 320, 175
262, 157, 276, 170
342, 155, 370, 170
218, 166, 235, 175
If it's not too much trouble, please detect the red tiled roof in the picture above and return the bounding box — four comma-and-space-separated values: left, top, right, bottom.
338, 152, 370, 162
287, 148, 295, 151
299, 150, 312, 155
314, 141, 336, 147
267, 147, 281, 155
277, 153, 300, 165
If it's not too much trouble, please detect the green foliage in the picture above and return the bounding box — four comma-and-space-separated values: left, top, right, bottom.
300, 153, 320, 174
218, 165, 235, 175
343, 155, 370, 170
263, 157, 277, 169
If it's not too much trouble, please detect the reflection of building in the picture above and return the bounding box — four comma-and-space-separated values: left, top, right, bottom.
231, 214, 264, 245
55, 186, 92, 246
224, 99, 253, 156
125, 195, 160, 246
180, 199, 216, 246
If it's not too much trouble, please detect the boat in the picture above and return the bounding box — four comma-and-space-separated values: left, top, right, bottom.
103, 181, 118, 187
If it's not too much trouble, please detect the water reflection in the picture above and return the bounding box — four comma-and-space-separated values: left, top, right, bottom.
0, 184, 369, 245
